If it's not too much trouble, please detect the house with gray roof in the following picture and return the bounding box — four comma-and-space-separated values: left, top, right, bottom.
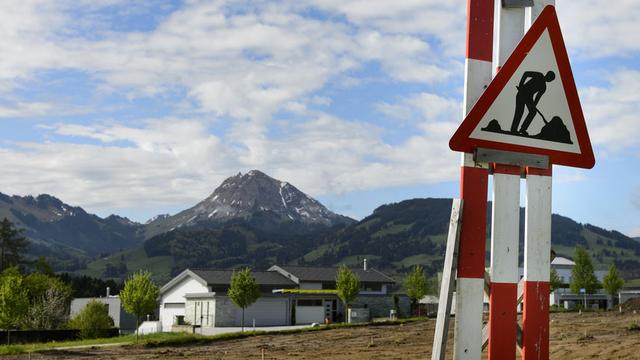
158, 262, 409, 331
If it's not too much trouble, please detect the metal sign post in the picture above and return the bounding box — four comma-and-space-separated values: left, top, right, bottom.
435, 1, 594, 359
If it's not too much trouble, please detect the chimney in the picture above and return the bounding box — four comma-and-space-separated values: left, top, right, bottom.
363, 258, 368, 271
106, 287, 110, 297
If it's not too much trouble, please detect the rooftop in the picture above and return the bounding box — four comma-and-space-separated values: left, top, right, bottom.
190, 269, 297, 287
273, 265, 396, 283
551, 257, 575, 266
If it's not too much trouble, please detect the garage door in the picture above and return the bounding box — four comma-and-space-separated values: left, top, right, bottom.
161, 303, 185, 331
237, 298, 289, 326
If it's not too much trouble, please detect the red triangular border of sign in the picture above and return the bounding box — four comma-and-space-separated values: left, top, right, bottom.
449, 5, 595, 169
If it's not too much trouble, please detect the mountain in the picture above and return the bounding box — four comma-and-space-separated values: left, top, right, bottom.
0, 193, 144, 270
145, 170, 353, 238
135, 170, 354, 279
7, 170, 630, 284
82, 196, 640, 284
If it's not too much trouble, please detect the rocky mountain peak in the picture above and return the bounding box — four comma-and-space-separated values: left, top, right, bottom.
197, 170, 346, 224
145, 170, 353, 236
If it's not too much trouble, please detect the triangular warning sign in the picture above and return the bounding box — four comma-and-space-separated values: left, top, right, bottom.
450, 5, 595, 169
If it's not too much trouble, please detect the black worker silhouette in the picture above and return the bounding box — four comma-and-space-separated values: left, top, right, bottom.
510, 70, 555, 135
480, 69, 573, 144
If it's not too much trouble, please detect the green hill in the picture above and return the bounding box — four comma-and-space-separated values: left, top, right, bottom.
81, 198, 640, 284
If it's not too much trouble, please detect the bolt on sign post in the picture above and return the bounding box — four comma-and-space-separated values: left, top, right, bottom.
434, 1, 595, 360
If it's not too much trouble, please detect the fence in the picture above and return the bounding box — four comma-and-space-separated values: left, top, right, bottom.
0, 328, 120, 345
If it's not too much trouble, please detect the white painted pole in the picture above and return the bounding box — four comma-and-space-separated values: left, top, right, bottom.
453, 1, 493, 359
487, 4, 525, 359
527, 0, 556, 29
488, 165, 520, 360
495, 2, 526, 70
522, 167, 552, 359
521, 3, 554, 360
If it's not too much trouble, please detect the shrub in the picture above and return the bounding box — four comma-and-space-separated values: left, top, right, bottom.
628, 322, 640, 331
68, 300, 115, 339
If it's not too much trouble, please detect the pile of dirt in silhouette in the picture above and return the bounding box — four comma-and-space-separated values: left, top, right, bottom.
534, 116, 573, 144
482, 119, 504, 132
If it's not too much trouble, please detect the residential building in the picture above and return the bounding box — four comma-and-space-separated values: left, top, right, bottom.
70, 295, 138, 333
548, 256, 608, 309
158, 263, 409, 331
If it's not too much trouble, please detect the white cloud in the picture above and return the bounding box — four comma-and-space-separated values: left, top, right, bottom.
0, 1, 463, 121
0, 1, 67, 90
376, 92, 461, 124
307, 0, 466, 56
1, 119, 231, 209
558, 2, 640, 58
581, 69, 640, 151
0, 102, 55, 118
2, 0, 639, 221
0, 100, 460, 213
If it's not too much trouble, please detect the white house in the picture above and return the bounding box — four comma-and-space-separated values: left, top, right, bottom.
158, 264, 407, 332
548, 256, 609, 309
158, 269, 296, 331
268, 264, 403, 323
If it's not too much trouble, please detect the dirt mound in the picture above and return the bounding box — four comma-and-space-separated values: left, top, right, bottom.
482, 119, 503, 132
534, 116, 573, 144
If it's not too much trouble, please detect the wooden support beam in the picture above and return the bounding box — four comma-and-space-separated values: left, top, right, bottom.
431, 199, 464, 360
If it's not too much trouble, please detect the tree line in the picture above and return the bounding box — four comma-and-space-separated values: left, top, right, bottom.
550, 245, 625, 307
0, 218, 160, 340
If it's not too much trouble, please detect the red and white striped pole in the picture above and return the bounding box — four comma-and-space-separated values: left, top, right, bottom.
522, 166, 552, 359
488, 165, 520, 360
453, 1, 493, 358
487, 3, 525, 360
522, 3, 554, 359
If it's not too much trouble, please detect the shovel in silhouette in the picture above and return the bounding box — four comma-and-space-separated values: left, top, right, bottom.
535, 108, 550, 125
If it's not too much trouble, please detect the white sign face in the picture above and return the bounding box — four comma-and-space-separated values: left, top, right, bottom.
468, 29, 580, 154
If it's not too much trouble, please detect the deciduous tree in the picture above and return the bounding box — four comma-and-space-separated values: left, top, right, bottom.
603, 264, 624, 309
228, 267, 260, 331
404, 265, 428, 316
570, 246, 599, 295
336, 264, 360, 316
24, 287, 69, 330
0, 268, 29, 329
22, 272, 72, 329
550, 268, 563, 293
120, 270, 159, 340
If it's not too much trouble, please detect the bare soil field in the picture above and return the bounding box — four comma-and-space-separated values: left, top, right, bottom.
5, 311, 640, 359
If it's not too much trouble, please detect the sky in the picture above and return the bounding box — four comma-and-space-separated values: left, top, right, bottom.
0, 0, 638, 237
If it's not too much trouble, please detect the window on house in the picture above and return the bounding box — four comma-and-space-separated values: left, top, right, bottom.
297, 299, 322, 307
361, 283, 382, 291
